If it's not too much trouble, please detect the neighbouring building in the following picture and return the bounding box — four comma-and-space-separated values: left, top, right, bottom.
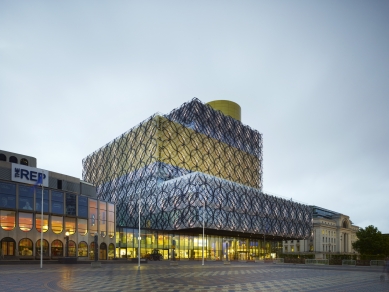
283, 206, 359, 258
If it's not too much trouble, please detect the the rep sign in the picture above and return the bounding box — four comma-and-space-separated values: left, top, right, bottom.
11, 163, 49, 187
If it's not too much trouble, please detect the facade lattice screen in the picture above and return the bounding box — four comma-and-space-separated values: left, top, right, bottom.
82, 98, 311, 238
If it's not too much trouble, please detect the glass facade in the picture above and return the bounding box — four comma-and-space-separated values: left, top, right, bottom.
0, 182, 16, 209
115, 227, 282, 260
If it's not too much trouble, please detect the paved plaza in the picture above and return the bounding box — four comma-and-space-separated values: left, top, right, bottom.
0, 261, 388, 292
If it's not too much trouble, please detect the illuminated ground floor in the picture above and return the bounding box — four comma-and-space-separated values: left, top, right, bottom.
116, 227, 283, 261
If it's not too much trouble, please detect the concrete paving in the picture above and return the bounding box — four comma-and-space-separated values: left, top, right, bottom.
0, 261, 388, 291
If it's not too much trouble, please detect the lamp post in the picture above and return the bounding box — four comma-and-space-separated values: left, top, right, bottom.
172, 236, 176, 261
138, 191, 141, 269
65, 231, 69, 257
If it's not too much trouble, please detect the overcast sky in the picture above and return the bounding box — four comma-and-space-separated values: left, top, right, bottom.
1, 1, 388, 233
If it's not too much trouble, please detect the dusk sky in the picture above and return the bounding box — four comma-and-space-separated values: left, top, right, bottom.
1, 1, 388, 232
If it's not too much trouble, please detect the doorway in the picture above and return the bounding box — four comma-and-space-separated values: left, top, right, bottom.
1, 237, 16, 256
162, 249, 169, 260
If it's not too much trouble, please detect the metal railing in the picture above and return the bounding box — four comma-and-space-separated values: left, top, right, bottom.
305, 259, 329, 265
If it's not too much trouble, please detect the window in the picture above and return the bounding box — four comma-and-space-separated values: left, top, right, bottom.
291, 245, 294, 252
65, 193, 76, 216
0, 210, 15, 230
0, 182, 16, 209
9, 156, 18, 163
1, 237, 16, 255
35, 214, 48, 233
36, 239, 49, 257
100, 242, 107, 260
99, 201, 106, 237
65, 217, 76, 235
78, 241, 88, 257
35, 188, 49, 213
19, 238, 33, 256
0, 154, 6, 161
19, 212, 33, 231
51, 216, 63, 234
68, 240, 76, 257
108, 203, 115, 238
78, 196, 88, 218
78, 218, 87, 236
51, 191, 64, 214
89, 199, 97, 236
284, 246, 288, 252
108, 243, 115, 260
57, 179, 62, 190
20, 158, 28, 166
19, 185, 34, 211
51, 240, 63, 257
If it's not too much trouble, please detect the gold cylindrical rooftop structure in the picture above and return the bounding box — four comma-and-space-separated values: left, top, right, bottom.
206, 100, 241, 121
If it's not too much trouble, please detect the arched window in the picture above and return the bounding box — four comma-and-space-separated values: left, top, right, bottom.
36, 239, 49, 257
9, 156, 18, 163
19, 212, 33, 231
20, 158, 28, 166
0, 154, 6, 161
100, 242, 107, 260
78, 241, 88, 257
342, 220, 348, 228
51, 216, 63, 234
0, 210, 15, 231
51, 240, 63, 257
35, 214, 48, 233
19, 238, 33, 256
1, 237, 16, 256
108, 243, 115, 260
68, 240, 76, 257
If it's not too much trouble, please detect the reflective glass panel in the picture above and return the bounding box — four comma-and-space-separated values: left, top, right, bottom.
51, 191, 64, 214
78, 196, 88, 218
108, 203, 115, 238
19, 185, 34, 211
99, 201, 106, 237
0, 210, 15, 230
0, 182, 16, 209
89, 199, 97, 236
19, 212, 33, 231
51, 216, 63, 234
65, 217, 76, 235
68, 240, 76, 257
65, 193, 76, 216
35, 188, 49, 213
35, 214, 48, 233
78, 218, 87, 236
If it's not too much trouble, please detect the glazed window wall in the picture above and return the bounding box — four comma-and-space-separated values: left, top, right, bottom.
115, 229, 282, 261
0, 182, 16, 209
89, 199, 97, 236
19, 185, 34, 210
51, 191, 64, 214
99, 201, 106, 237
35, 188, 49, 213
78, 196, 88, 218
68, 240, 76, 257
19, 212, 33, 231
0, 210, 15, 230
65, 193, 76, 216
108, 203, 115, 238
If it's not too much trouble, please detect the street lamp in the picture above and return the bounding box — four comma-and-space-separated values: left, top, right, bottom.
172, 236, 176, 261
65, 231, 70, 257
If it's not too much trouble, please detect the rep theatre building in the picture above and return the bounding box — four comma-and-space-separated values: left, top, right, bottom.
0, 150, 116, 260
82, 98, 312, 260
